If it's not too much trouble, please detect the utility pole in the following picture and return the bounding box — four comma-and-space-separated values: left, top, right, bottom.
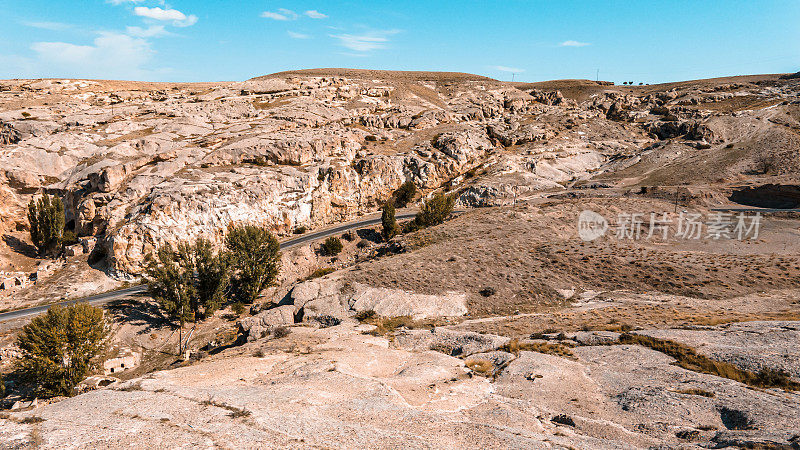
511, 73, 515, 82
596, 69, 599, 82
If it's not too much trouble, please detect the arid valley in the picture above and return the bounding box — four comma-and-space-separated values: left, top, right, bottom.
0, 67, 798, 448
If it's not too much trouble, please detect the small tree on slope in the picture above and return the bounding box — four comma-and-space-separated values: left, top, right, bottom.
28, 193, 65, 256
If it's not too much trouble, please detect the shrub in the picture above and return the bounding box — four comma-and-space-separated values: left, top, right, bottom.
552, 414, 575, 427
464, 358, 494, 376
293, 226, 307, 235
27, 193, 65, 256
62, 230, 78, 247
231, 302, 246, 316
393, 181, 417, 208
354, 310, 376, 322
273, 326, 291, 338
413, 192, 455, 229
381, 200, 400, 240
304, 267, 335, 280
225, 224, 281, 304
479, 287, 495, 297
16, 304, 108, 397
321, 236, 343, 256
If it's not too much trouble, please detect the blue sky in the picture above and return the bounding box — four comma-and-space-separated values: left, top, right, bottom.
1, 0, 799, 83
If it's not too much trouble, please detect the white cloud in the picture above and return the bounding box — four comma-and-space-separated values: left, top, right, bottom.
30, 32, 157, 79
22, 21, 73, 31
261, 8, 298, 21
134, 6, 197, 27
560, 40, 590, 47
305, 10, 327, 19
288, 31, 311, 39
492, 65, 525, 73
330, 30, 399, 53
126, 25, 170, 38
261, 11, 288, 20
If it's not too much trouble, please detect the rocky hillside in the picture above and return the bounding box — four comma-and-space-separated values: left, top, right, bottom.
2, 70, 800, 449
1, 72, 798, 278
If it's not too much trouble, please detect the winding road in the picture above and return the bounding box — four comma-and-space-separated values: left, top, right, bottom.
0, 211, 421, 323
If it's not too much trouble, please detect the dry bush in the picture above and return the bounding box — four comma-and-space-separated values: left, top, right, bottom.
303, 267, 335, 281
273, 326, 292, 338
504, 338, 573, 357
674, 388, 715, 398
464, 358, 494, 376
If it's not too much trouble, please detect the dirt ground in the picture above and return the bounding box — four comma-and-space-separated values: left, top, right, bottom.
342, 197, 800, 325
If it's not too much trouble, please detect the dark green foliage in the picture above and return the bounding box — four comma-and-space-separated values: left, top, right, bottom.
304, 267, 335, 280
0, 373, 5, 398
144, 238, 228, 326
145, 243, 195, 327
413, 192, 455, 229
321, 236, 343, 256
225, 224, 281, 304
27, 193, 65, 256
381, 200, 400, 240
192, 238, 229, 319
393, 181, 417, 207
231, 302, 246, 316
62, 230, 78, 247
16, 304, 108, 397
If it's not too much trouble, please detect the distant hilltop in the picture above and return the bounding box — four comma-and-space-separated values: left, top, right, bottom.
251, 68, 497, 82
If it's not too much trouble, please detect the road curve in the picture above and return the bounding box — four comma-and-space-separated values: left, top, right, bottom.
0, 211, 421, 323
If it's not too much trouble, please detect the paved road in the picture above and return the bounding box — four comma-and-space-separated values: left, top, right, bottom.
0, 211, 420, 323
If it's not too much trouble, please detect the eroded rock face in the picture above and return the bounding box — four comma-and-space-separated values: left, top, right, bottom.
1, 74, 797, 275
0, 120, 20, 145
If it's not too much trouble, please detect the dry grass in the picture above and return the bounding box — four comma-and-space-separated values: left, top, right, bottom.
303, 267, 335, 281
673, 388, 715, 398
502, 338, 574, 358
620, 333, 800, 391
359, 314, 451, 336
464, 358, 494, 376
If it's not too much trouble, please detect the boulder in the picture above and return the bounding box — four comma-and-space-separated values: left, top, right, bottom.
350, 283, 468, 319
65, 244, 84, 257
394, 328, 510, 357
238, 305, 296, 342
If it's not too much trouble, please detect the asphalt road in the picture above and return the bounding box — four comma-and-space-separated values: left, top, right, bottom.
0, 211, 420, 323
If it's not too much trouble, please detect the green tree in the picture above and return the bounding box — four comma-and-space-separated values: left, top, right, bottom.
393, 180, 417, 208
145, 242, 194, 327
144, 239, 228, 326
381, 200, 400, 240
414, 192, 455, 228
28, 193, 65, 256
192, 238, 228, 319
225, 224, 281, 304
16, 304, 108, 397
321, 236, 343, 256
